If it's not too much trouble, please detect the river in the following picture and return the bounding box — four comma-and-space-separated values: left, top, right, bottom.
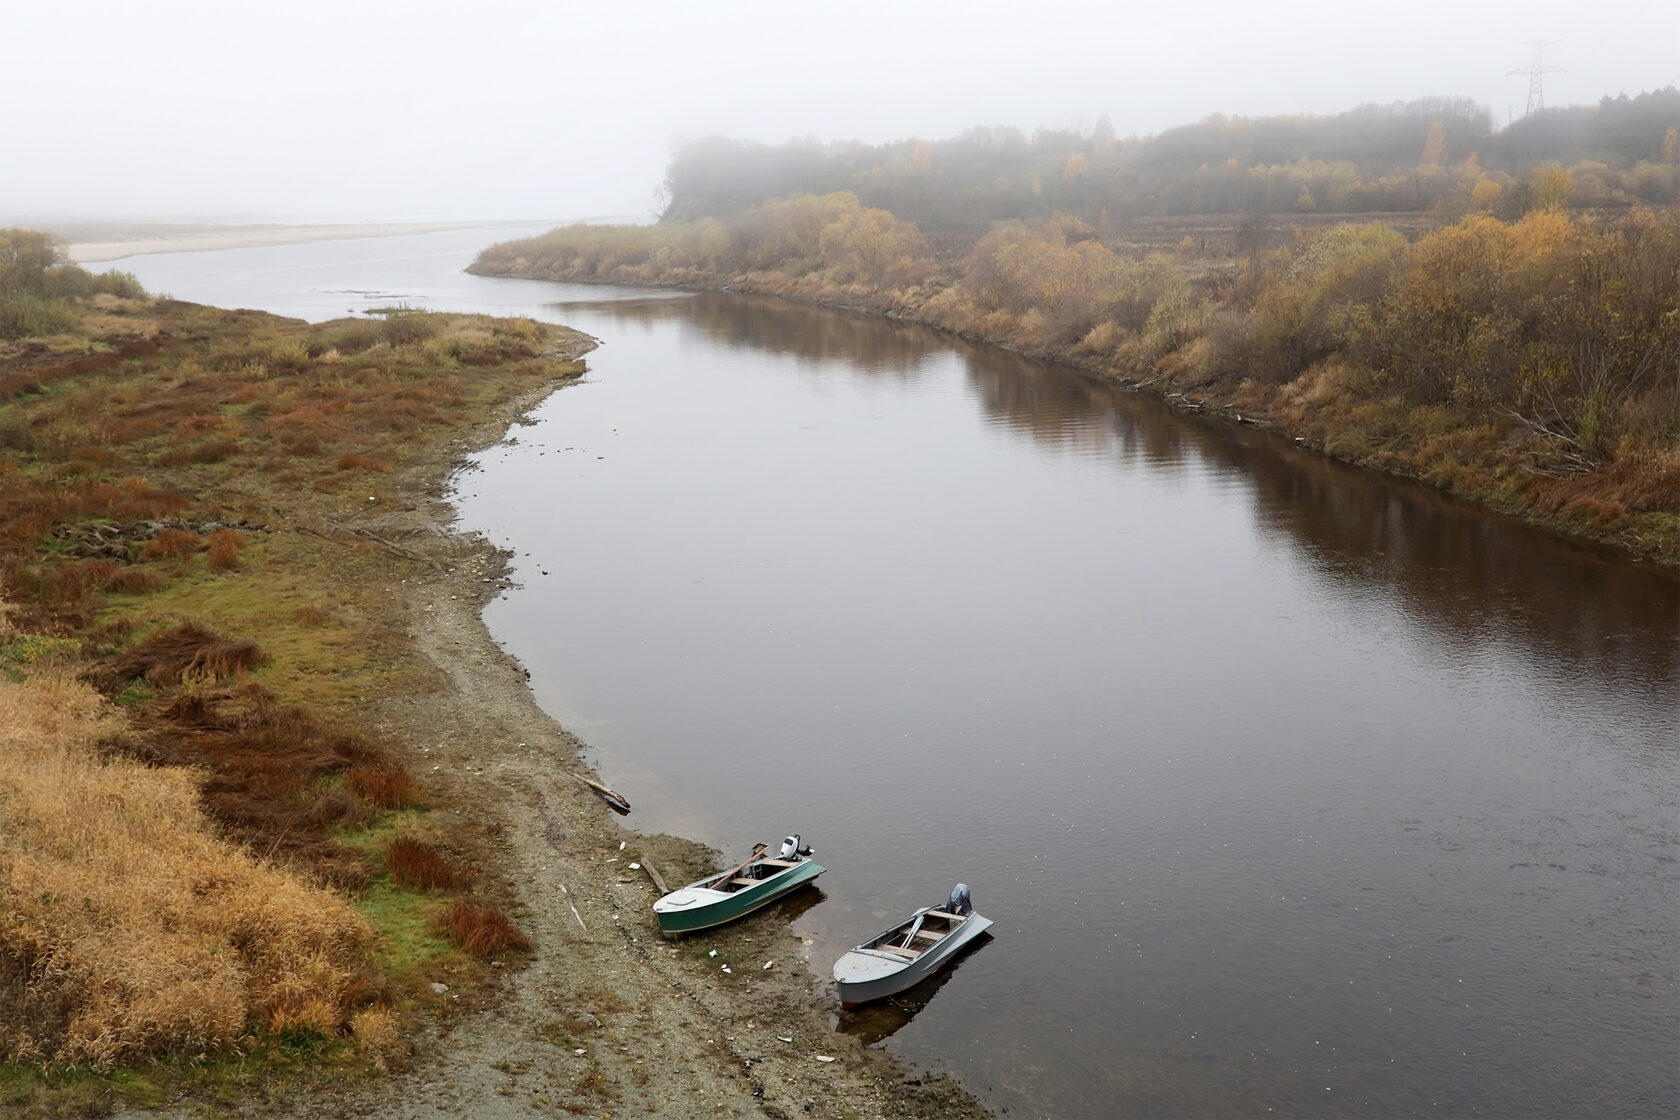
112, 228, 1679, 1118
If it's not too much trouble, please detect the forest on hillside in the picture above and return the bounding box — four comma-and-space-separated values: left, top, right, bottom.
659, 91, 1680, 232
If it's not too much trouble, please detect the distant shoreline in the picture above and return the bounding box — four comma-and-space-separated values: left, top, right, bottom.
60, 219, 560, 263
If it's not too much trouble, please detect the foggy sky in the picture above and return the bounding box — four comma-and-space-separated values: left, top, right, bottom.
4, 0, 1676, 224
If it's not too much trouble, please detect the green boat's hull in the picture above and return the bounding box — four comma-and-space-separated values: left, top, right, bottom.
653, 858, 825, 935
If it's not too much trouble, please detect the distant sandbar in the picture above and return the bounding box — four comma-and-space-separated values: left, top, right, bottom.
62, 220, 553, 263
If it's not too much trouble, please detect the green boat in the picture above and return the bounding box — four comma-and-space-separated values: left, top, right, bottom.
653, 837, 825, 936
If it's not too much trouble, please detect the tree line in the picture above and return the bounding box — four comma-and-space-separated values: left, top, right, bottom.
658, 91, 1680, 233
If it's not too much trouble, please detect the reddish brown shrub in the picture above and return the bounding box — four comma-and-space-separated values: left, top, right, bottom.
1, 512, 55, 546
156, 440, 239, 468
140, 528, 202, 560
106, 567, 166, 594
386, 837, 457, 891
334, 454, 389, 472
174, 416, 225, 437
293, 606, 333, 627
434, 900, 530, 957
205, 529, 243, 572
43, 560, 117, 608
109, 484, 190, 520
347, 763, 416, 809
107, 620, 270, 685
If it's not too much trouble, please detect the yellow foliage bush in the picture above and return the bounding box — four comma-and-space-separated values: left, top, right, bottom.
0, 669, 372, 1067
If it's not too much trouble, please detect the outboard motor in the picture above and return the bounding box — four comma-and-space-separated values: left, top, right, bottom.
780, 834, 813, 860
948, 882, 972, 916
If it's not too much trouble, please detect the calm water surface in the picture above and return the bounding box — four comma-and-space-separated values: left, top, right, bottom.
117, 232, 1679, 1119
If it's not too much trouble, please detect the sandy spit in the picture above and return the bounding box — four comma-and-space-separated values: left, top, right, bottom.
60, 220, 554, 263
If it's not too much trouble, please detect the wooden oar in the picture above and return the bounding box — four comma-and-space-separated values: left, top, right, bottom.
714, 843, 769, 888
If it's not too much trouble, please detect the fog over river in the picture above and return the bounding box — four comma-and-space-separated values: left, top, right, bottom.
117, 229, 1678, 1118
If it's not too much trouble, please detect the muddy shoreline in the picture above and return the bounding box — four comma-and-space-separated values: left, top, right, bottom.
251, 337, 989, 1119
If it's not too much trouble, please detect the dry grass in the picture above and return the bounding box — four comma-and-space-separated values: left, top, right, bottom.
106, 619, 269, 685
0, 670, 372, 1068
386, 837, 458, 891
111, 680, 407, 889
205, 528, 244, 572
350, 1006, 402, 1071
139, 527, 202, 561
433, 900, 531, 957
347, 763, 417, 810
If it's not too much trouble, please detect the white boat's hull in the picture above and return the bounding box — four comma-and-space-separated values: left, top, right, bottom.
834, 911, 992, 1007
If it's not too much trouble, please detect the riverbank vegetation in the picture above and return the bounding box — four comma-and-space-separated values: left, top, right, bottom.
471, 94, 1680, 563
0, 231, 589, 1107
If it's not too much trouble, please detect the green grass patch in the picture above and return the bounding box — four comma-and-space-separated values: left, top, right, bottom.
354, 877, 463, 976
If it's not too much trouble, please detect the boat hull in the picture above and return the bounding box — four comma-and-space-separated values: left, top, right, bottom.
834, 911, 992, 1007
653, 858, 824, 935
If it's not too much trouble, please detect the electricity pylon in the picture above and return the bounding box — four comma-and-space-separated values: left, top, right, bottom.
1508, 41, 1565, 117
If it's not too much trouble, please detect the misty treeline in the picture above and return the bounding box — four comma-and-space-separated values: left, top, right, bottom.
0, 229, 144, 338
659, 92, 1680, 232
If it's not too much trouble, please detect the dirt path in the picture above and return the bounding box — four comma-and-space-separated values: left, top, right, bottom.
242, 369, 989, 1120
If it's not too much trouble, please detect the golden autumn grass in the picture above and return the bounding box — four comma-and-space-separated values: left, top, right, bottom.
0, 668, 372, 1068
0, 271, 586, 1102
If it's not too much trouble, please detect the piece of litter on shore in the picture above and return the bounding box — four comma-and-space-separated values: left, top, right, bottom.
776, 1035, 793, 1043
815, 1055, 835, 1063
628, 862, 641, 870
720, 965, 732, 973
763, 960, 774, 970
618, 841, 626, 850
573, 1048, 586, 1056
708, 949, 717, 957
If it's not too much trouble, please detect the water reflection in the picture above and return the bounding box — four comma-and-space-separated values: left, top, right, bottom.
1196, 416, 1680, 698
550, 290, 951, 376
563, 290, 1679, 707
763, 885, 826, 926
832, 932, 994, 1046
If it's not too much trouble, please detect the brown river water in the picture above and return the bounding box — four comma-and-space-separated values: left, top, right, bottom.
118, 230, 1678, 1118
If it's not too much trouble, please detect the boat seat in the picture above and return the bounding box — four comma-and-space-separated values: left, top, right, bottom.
924, 910, 962, 920
757, 858, 799, 868
911, 928, 943, 942
729, 877, 758, 887
878, 946, 920, 959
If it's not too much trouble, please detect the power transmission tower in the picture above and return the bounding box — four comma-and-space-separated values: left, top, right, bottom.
1507, 41, 1565, 117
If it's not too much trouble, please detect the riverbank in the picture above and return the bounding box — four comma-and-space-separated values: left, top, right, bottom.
0, 294, 986, 1119
249, 341, 988, 1120
470, 205, 1680, 569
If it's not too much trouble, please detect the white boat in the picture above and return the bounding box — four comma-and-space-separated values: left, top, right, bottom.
833, 885, 992, 1008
